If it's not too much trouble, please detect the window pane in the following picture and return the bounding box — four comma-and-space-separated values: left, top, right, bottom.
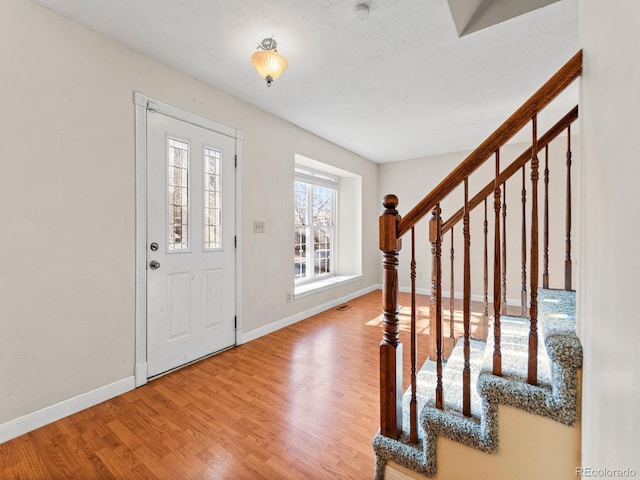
168, 138, 189, 251
312, 185, 332, 226
294, 225, 308, 279
204, 148, 222, 249
294, 181, 307, 225
312, 185, 332, 276
294, 181, 308, 279
314, 226, 331, 275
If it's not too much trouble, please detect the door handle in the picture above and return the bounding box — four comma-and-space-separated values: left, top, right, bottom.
149, 260, 160, 270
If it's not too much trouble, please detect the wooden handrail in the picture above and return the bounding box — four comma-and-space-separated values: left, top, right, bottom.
397, 50, 582, 238
441, 105, 579, 233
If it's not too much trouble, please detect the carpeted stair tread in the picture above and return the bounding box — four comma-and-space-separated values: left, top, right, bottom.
538, 289, 582, 370
401, 359, 436, 439
481, 315, 552, 386
428, 337, 485, 417
402, 337, 484, 432
477, 289, 581, 425
418, 337, 487, 454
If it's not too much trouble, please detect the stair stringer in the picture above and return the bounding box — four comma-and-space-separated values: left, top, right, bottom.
381, 402, 581, 480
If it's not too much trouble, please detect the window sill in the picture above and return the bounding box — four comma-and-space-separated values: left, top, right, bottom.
294, 274, 363, 299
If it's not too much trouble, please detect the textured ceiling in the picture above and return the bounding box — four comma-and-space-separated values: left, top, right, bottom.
32, 0, 579, 163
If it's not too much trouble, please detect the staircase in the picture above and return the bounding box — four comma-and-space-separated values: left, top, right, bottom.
373, 288, 581, 479
373, 52, 583, 479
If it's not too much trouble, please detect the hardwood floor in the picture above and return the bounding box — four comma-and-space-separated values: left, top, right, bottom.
0, 290, 496, 479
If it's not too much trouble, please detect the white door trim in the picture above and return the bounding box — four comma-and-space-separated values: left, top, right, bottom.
133, 92, 243, 387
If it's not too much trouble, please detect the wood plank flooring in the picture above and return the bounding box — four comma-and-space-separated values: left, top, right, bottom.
0, 290, 499, 479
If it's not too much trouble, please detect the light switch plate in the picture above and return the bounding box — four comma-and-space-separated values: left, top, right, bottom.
253, 221, 265, 233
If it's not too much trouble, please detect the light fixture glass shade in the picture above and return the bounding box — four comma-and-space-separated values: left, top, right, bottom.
251, 49, 288, 83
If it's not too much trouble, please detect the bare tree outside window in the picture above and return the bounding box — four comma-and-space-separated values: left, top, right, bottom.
294, 179, 335, 281
294, 181, 308, 278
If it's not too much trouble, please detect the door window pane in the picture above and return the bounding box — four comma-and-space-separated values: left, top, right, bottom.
204, 148, 222, 249
168, 138, 189, 251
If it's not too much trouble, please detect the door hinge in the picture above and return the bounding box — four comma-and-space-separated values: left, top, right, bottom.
234, 316, 237, 328
234, 236, 237, 248
234, 155, 237, 168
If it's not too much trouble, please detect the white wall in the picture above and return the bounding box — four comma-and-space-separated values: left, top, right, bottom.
579, 0, 640, 473
0, 0, 379, 427
378, 135, 578, 307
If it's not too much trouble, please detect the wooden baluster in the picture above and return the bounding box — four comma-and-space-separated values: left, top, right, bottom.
528, 117, 540, 386
483, 199, 489, 339
380, 194, 403, 439
501, 182, 507, 314
463, 179, 472, 416
430, 205, 444, 409
493, 151, 502, 376
543, 145, 550, 289
565, 125, 572, 290
521, 165, 528, 317
429, 214, 437, 361
409, 227, 418, 444
450, 228, 456, 352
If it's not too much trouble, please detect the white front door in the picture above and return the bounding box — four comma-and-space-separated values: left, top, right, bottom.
146, 110, 236, 377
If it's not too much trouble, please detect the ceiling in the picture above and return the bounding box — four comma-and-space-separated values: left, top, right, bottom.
32, 0, 579, 163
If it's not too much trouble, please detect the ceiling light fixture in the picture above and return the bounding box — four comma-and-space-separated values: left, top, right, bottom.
251, 37, 288, 87
353, 3, 370, 20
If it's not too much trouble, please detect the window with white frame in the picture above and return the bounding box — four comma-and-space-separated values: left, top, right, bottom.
294, 167, 337, 283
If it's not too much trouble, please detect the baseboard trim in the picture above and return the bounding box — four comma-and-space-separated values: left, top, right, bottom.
238, 284, 380, 344
0, 376, 136, 444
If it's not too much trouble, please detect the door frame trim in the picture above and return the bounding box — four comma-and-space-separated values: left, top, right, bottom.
133, 92, 243, 387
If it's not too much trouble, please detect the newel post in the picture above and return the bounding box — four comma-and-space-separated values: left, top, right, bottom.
380, 194, 403, 439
